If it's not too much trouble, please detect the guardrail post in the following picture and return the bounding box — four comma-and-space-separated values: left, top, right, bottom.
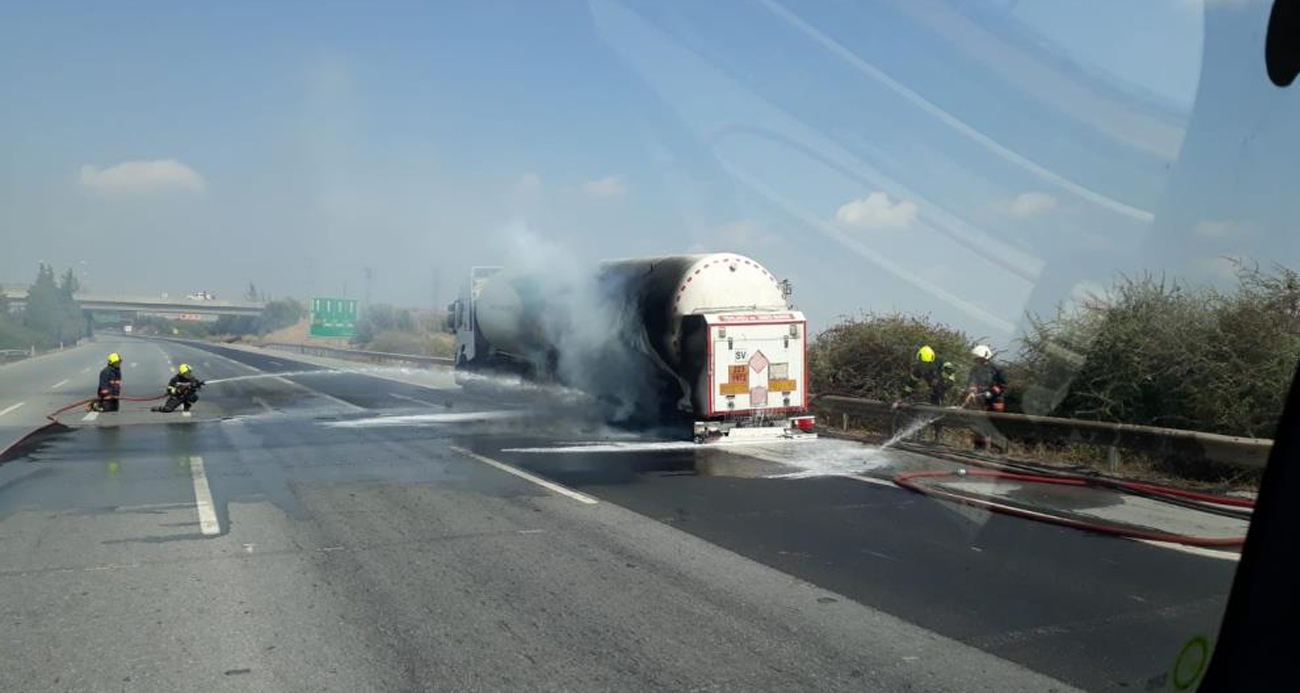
842, 412, 849, 431
1108, 445, 1121, 473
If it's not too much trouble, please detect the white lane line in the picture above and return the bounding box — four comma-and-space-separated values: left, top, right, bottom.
51, 378, 69, 390
82, 411, 99, 422
252, 396, 274, 413
0, 402, 25, 418
269, 360, 285, 367
80, 367, 90, 374
850, 474, 900, 489
389, 393, 433, 406
189, 455, 221, 535
1133, 539, 1241, 562
450, 446, 598, 505
129, 362, 138, 368
182, 411, 192, 418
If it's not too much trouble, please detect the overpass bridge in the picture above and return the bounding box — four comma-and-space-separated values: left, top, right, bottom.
2, 284, 264, 333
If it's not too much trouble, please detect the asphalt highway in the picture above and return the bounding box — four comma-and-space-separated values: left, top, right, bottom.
0, 336, 1244, 692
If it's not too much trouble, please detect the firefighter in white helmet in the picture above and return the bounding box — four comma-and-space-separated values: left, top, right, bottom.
966, 345, 1007, 451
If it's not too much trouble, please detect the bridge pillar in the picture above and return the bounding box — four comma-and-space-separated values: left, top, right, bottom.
84, 310, 94, 338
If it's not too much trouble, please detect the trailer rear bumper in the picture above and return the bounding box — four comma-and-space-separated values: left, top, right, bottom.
693, 415, 816, 443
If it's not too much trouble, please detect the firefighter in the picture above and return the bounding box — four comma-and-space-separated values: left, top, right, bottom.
152, 363, 204, 413
90, 352, 123, 412
965, 344, 1007, 450
897, 345, 957, 407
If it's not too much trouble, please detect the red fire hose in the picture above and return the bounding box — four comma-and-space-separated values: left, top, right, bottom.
893, 467, 1249, 547
0, 393, 168, 463
896, 443, 1255, 510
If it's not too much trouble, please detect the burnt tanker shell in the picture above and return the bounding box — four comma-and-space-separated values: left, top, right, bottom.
474, 253, 788, 415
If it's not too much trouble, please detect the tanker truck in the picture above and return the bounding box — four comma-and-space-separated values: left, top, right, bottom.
447, 253, 815, 441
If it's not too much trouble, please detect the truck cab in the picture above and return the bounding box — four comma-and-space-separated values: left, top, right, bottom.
450, 266, 501, 370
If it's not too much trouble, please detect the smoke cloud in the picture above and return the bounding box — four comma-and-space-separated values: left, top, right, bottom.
497, 224, 673, 423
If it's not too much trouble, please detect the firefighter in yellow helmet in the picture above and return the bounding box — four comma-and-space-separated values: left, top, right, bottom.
895, 345, 957, 408
151, 363, 204, 413
90, 352, 123, 412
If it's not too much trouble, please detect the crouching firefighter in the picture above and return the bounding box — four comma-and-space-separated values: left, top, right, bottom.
89, 352, 123, 412
152, 363, 204, 413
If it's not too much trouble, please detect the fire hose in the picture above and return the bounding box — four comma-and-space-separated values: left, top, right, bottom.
892, 448, 1253, 548
0, 393, 168, 463
810, 394, 1254, 546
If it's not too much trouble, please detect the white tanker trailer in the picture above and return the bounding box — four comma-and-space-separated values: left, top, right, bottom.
448, 253, 815, 441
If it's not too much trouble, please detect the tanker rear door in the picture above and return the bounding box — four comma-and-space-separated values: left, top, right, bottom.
703, 312, 808, 418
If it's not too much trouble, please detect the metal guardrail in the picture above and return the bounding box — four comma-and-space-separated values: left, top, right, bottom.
813, 395, 1273, 469
262, 342, 454, 368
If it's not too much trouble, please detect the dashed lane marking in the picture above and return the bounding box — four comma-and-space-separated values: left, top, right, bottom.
189, 455, 221, 535
0, 402, 24, 418
389, 393, 434, 406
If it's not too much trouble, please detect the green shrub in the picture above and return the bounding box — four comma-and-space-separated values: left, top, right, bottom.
1016, 264, 1300, 438
809, 312, 975, 403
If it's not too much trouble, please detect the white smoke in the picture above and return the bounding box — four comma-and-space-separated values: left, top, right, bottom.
498, 224, 669, 422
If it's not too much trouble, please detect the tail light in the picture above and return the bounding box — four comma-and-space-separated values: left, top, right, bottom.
791, 416, 815, 431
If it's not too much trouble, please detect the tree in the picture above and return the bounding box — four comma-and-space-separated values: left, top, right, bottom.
259, 298, 304, 334
58, 268, 80, 296
214, 314, 257, 336
352, 303, 398, 344
21, 263, 83, 347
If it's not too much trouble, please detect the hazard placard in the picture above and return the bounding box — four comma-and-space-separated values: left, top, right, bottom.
729, 365, 748, 384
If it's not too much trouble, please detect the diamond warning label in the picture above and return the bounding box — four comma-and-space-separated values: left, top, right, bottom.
749, 350, 769, 373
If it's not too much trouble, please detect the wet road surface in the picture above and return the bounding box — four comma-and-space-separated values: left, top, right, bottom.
0, 337, 1242, 692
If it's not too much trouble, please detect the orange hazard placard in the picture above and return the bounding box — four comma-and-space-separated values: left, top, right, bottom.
728, 365, 748, 384
720, 364, 750, 396
768, 379, 797, 392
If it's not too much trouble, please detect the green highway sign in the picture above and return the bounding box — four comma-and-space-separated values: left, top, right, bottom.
310, 297, 357, 337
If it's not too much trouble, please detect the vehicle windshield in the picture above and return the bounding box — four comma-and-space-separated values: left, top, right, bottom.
1, 2, 1292, 691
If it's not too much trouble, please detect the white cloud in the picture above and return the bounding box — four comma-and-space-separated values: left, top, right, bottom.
516, 172, 543, 194
1193, 219, 1253, 240
712, 219, 775, 248
1000, 192, 1057, 219
582, 175, 627, 197
835, 192, 917, 229
79, 159, 205, 195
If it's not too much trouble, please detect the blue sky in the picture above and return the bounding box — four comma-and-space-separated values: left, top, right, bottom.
2, 0, 1292, 348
